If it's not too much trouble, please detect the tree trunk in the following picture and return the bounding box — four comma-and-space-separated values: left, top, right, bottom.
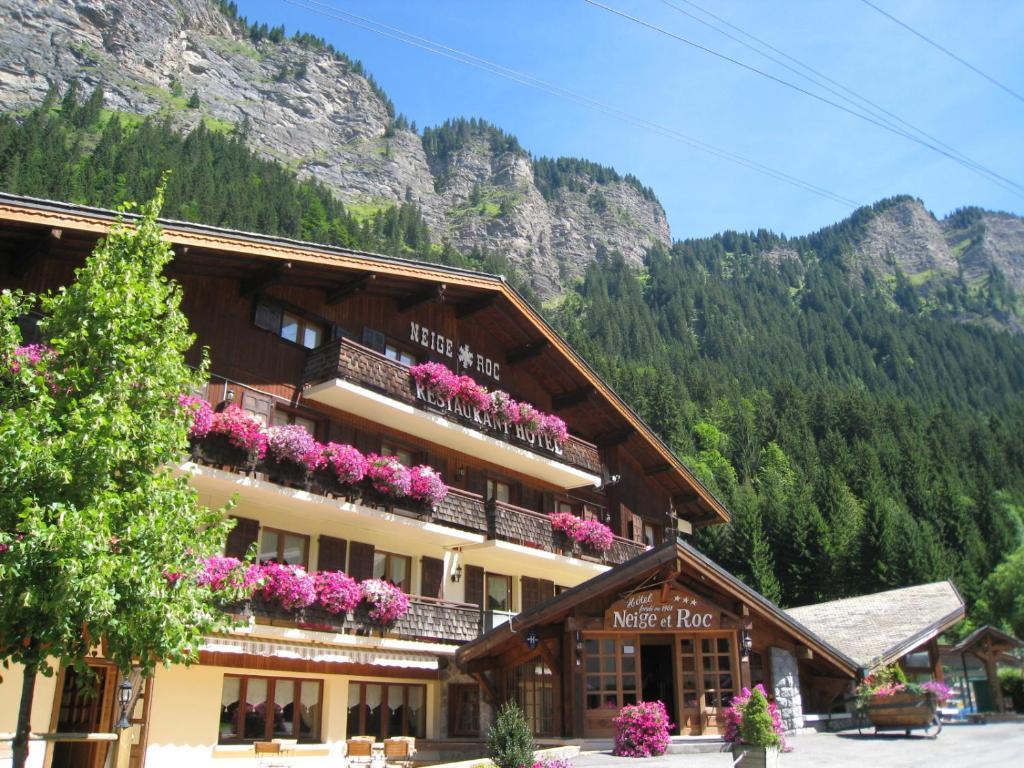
12, 660, 37, 768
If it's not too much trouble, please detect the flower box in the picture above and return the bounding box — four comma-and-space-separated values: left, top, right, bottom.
732, 745, 780, 768
191, 433, 254, 471
865, 691, 938, 730
258, 455, 311, 489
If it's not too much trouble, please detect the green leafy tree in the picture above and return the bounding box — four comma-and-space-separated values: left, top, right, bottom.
0, 186, 235, 768
974, 544, 1024, 638
487, 701, 535, 768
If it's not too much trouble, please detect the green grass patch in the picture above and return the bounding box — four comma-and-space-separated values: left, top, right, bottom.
202, 116, 235, 135
207, 35, 262, 61
908, 269, 935, 287
346, 199, 391, 223
136, 83, 188, 111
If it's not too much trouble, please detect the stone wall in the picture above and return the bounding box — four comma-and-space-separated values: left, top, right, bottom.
769, 646, 804, 731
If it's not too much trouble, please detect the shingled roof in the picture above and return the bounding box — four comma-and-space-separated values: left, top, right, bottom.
786, 581, 965, 669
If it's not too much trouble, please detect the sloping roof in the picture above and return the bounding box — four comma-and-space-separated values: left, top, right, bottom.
786, 581, 965, 669
455, 538, 860, 677
0, 192, 729, 526
951, 625, 1024, 655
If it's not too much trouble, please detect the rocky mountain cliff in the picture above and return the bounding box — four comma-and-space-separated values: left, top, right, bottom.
0, 0, 669, 296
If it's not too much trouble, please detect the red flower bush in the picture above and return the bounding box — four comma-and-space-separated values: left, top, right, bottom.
313, 570, 361, 614
256, 562, 317, 610
209, 404, 268, 460
612, 700, 673, 757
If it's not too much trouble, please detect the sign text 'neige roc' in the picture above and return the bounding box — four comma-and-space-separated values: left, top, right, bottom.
604, 587, 721, 631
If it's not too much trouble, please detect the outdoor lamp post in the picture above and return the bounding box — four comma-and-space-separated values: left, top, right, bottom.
115, 679, 133, 730
741, 630, 753, 659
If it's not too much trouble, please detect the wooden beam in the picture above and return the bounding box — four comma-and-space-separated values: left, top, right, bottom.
455, 294, 497, 319
239, 261, 291, 297
538, 639, 562, 678
8, 228, 61, 278
506, 339, 549, 365
397, 283, 446, 313
644, 462, 673, 475
595, 427, 635, 447
472, 671, 498, 705
795, 645, 814, 660
325, 273, 375, 304
552, 386, 595, 411
673, 493, 700, 508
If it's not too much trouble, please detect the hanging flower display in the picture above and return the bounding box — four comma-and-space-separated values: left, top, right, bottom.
265, 424, 321, 469
196, 555, 264, 594
360, 578, 411, 626
549, 512, 614, 553
208, 404, 268, 460
256, 562, 317, 611
313, 570, 361, 614
320, 442, 369, 485
408, 465, 449, 506
365, 454, 413, 498
409, 362, 461, 400
178, 394, 214, 438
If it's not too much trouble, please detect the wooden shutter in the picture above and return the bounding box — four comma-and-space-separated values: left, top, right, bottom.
353, 428, 379, 456
241, 391, 273, 427
349, 541, 376, 580
539, 579, 555, 603
520, 486, 540, 513
317, 535, 347, 573
362, 327, 386, 353
631, 513, 645, 544
253, 300, 282, 333
420, 556, 444, 598
464, 565, 484, 608
466, 469, 486, 496
524, 581, 540, 610
224, 516, 259, 559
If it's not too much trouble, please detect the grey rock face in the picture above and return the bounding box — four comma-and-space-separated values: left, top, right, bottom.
0, 0, 671, 297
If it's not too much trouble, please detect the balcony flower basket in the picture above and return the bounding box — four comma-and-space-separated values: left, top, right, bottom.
363, 454, 412, 508
408, 465, 449, 510
255, 562, 317, 612
259, 424, 320, 488
549, 512, 614, 555
723, 685, 785, 768
358, 578, 410, 629
314, 442, 368, 499
194, 404, 267, 470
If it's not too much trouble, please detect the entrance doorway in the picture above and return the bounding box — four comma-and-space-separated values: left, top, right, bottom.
50, 665, 115, 768
640, 641, 677, 735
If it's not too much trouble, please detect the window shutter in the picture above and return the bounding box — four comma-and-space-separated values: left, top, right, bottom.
631, 513, 645, 544
420, 556, 444, 599
317, 535, 347, 573
520, 486, 540, 513
539, 579, 555, 603
464, 565, 484, 608
241, 391, 273, 427
353, 428, 379, 456
225, 516, 260, 559
542, 492, 555, 513
362, 327, 387, 353
254, 301, 282, 332
521, 576, 540, 611
349, 541, 376, 580
466, 469, 486, 496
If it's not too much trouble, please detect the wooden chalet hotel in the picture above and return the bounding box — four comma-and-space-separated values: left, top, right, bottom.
0, 193, 959, 767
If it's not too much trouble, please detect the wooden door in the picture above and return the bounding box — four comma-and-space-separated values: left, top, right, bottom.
676, 634, 739, 735
448, 684, 480, 737
51, 665, 115, 768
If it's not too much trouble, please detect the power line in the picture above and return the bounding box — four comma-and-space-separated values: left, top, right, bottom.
278, 0, 862, 208
658, 0, 1005, 190
859, 0, 1024, 105
584, 0, 1024, 199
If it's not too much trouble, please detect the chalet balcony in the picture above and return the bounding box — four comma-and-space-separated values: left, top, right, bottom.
302, 338, 602, 489
240, 594, 482, 644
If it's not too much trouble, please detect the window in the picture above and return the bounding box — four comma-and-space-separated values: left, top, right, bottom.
373, 551, 412, 592
219, 675, 322, 743
346, 682, 426, 740
384, 343, 417, 366
486, 479, 511, 504
486, 573, 512, 612
281, 311, 324, 350
272, 409, 317, 435
508, 658, 555, 736
449, 684, 480, 737
380, 441, 415, 467
643, 522, 660, 548
584, 636, 638, 712
554, 500, 575, 514
259, 528, 309, 567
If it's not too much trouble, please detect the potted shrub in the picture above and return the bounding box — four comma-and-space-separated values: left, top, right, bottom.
486, 701, 534, 768
724, 685, 784, 768
856, 664, 947, 735
612, 700, 672, 757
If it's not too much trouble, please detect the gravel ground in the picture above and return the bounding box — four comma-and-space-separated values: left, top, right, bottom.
573, 721, 1024, 767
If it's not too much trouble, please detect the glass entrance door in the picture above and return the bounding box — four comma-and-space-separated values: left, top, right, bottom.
676, 634, 738, 735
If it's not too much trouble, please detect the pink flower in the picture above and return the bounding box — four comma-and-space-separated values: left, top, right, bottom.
313, 570, 361, 614
513, 402, 541, 431
257, 562, 317, 610
456, 375, 491, 411
408, 465, 448, 506
921, 680, 952, 702
320, 443, 368, 485
549, 513, 614, 552
178, 395, 214, 438
365, 454, 412, 498
197, 555, 264, 593
722, 685, 787, 750
489, 390, 518, 422
360, 578, 410, 625
612, 700, 673, 757
539, 413, 569, 444
209, 405, 268, 459
409, 362, 460, 400
265, 424, 321, 469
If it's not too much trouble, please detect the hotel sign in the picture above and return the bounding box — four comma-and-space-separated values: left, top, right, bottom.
604, 587, 721, 631
409, 321, 501, 382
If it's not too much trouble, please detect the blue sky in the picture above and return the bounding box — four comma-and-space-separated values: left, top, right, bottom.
235, 1, 1024, 240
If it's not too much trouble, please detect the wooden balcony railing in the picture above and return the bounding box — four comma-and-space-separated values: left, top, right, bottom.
245, 594, 482, 643
303, 338, 601, 475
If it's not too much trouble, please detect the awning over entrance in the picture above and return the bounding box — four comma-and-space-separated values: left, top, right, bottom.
455, 538, 859, 739
786, 581, 965, 670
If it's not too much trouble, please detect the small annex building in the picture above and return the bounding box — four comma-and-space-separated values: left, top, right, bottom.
454, 538, 860, 737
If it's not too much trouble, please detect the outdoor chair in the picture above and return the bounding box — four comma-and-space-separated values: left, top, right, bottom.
383, 736, 416, 768
254, 740, 290, 768
345, 736, 375, 768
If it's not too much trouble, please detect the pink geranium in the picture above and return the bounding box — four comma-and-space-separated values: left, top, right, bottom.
549, 512, 614, 552
320, 443, 368, 485
313, 570, 361, 614
514, 401, 542, 431
257, 562, 317, 610
197, 555, 264, 593
178, 395, 214, 438
489, 390, 518, 422
360, 578, 410, 625
612, 700, 673, 757
265, 424, 321, 469
408, 465, 448, 506
409, 362, 460, 400
209, 404, 268, 460
365, 454, 412, 497
456, 375, 491, 411
539, 413, 569, 443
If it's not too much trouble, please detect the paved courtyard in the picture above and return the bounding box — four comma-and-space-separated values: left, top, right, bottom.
572, 722, 1024, 767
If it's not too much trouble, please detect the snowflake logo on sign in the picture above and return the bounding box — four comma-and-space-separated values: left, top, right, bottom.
458, 344, 474, 370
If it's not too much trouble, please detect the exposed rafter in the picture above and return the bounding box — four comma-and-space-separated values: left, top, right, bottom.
552, 386, 595, 411
506, 339, 549, 365
455, 294, 497, 319
595, 427, 635, 447
240, 261, 291, 298
397, 283, 446, 313
644, 462, 673, 476
325, 273, 376, 305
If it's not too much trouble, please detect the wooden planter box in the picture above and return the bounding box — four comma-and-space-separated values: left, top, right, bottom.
864, 692, 940, 736
732, 745, 780, 768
